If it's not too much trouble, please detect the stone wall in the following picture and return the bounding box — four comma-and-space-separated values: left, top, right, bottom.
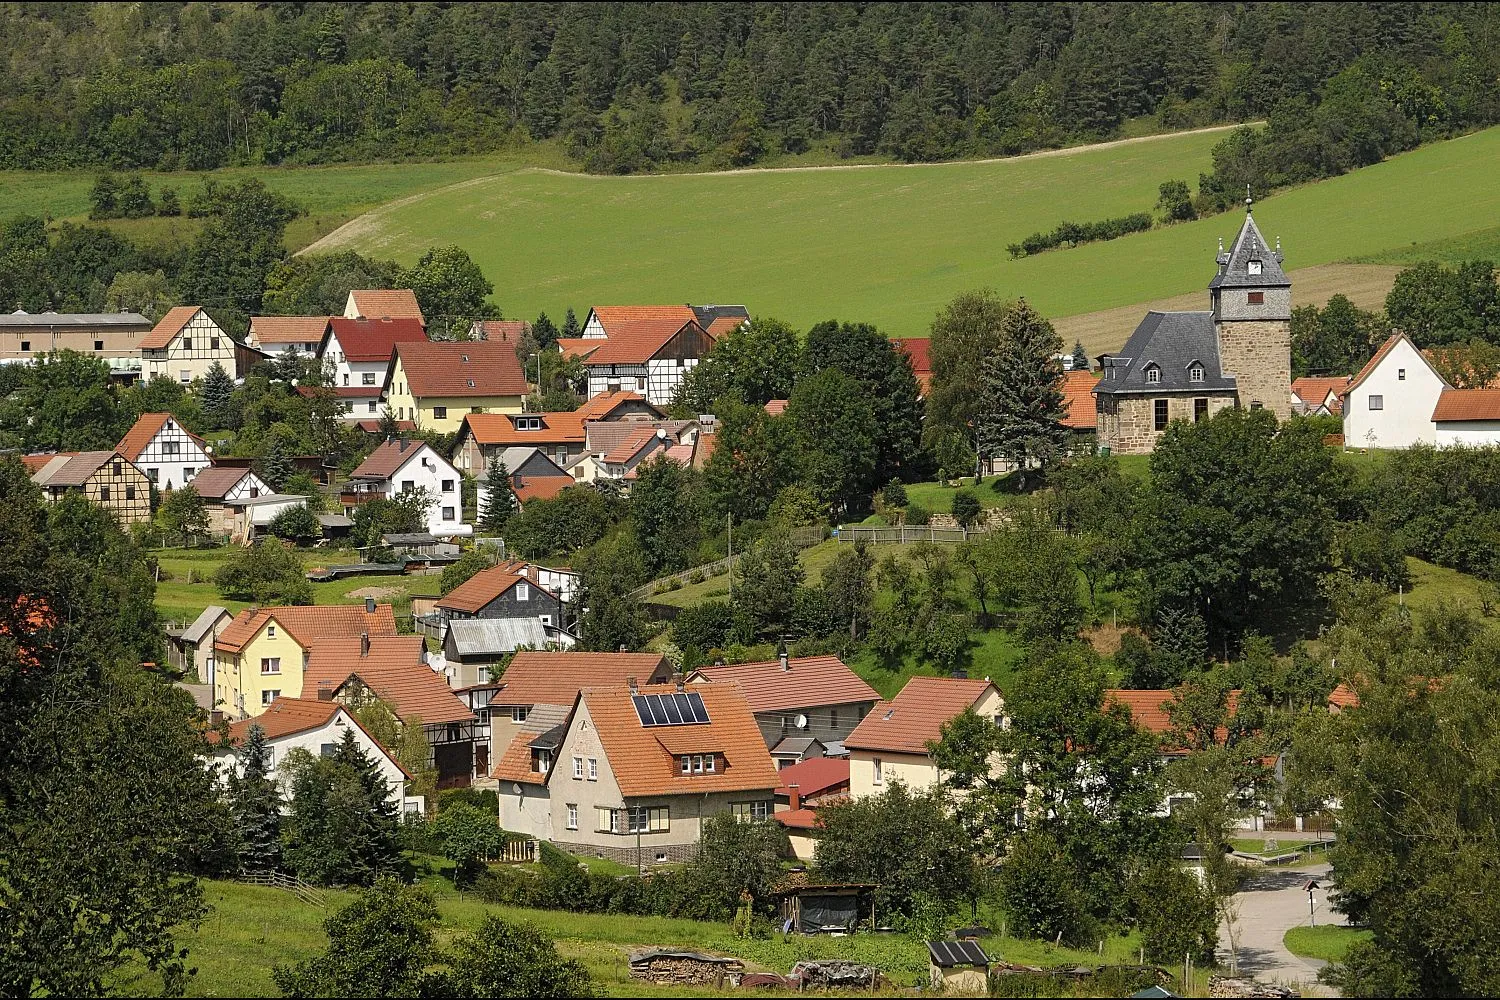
1097, 393, 1236, 454
1217, 319, 1292, 421
552, 838, 699, 866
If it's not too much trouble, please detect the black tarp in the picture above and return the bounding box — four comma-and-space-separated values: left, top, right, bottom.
795, 893, 858, 933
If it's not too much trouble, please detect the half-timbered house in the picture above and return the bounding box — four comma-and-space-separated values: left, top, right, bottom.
562, 304, 748, 406
116, 412, 212, 491
140, 306, 240, 383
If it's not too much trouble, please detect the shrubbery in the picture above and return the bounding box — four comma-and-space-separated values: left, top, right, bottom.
1006, 213, 1153, 258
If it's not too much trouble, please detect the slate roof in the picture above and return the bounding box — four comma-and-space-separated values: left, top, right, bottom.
0, 310, 150, 329
1209, 209, 1289, 290
392, 340, 527, 398
302, 635, 473, 725
140, 306, 205, 350
843, 676, 999, 754
324, 317, 428, 362
1094, 312, 1236, 396
116, 412, 208, 462
689, 304, 750, 337
688, 655, 879, 714
347, 289, 424, 323
492, 651, 671, 708
490, 704, 571, 784
1432, 388, 1500, 422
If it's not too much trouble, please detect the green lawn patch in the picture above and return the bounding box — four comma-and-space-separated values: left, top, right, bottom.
1402, 557, 1491, 619
848, 627, 1025, 700
1350, 221, 1500, 268
898, 478, 1010, 515
1283, 925, 1371, 964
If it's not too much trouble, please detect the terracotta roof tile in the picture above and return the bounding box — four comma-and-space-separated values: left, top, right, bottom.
348, 289, 424, 323
474, 320, 530, 342
1432, 388, 1500, 422
582, 318, 706, 366
593, 305, 697, 328
893, 337, 932, 392
689, 656, 879, 715
576, 390, 660, 420
116, 412, 208, 462
1327, 683, 1359, 711
214, 603, 398, 654
603, 425, 664, 465
774, 756, 850, 799
584, 682, 780, 798
302, 635, 472, 725
843, 676, 999, 754
1104, 688, 1241, 748
463, 412, 589, 447
490, 704, 571, 785
493, 651, 672, 708
349, 437, 435, 481
393, 340, 527, 398
1291, 376, 1349, 414
556, 337, 600, 360
773, 807, 823, 830
326, 317, 428, 363
218, 696, 338, 743
189, 466, 260, 501
763, 400, 788, 415
515, 475, 575, 504
250, 316, 330, 344
140, 305, 202, 350
434, 566, 539, 614
1061, 369, 1099, 430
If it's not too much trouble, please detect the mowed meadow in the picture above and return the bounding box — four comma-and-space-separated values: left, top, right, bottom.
313, 124, 1500, 342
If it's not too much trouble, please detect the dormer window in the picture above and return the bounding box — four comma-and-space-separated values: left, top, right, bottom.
1145, 365, 1161, 385
1189, 364, 1204, 383
1248, 260, 1263, 275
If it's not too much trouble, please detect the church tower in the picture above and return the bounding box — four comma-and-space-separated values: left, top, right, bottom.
1209, 189, 1292, 420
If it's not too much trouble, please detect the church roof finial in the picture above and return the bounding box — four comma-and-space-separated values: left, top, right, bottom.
1245, 184, 1253, 213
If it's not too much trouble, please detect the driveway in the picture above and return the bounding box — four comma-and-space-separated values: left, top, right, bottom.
1218, 862, 1344, 996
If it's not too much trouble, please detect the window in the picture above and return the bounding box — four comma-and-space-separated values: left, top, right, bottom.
1189, 365, 1204, 383
1250, 401, 1264, 411
512, 706, 529, 723
267, 625, 276, 638
471, 406, 483, 414
182, 338, 193, 350
556, 447, 567, 464
113, 461, 122, 477
1247, 291, 1265, 305
1194, 398, 1209, 423
1369, 394, 1384, 411
368, 401, 378, 413
1398, 368, 1406, 381
636, 377, 647, 391
679, 754, 715, 774
587, 758, 598, 781
261, 689, 280, 706
94, 340, 103, 351
210, 337, 220, 350
540, 614, 553, 626
829, 707, 840, 730
320, 743, 337, 758
146, 468, 158, 483
260, 657, 281, 674
600, 808, 620, 834
441, 479, 454, 493
1144, 366, 1160, 385
516, 583, 530, 601
343, 373, 350, 386
98, 486, 110, 502
441, 506, 456, 521
401, 480, 415, 493
434, 406, 448, 420
345, 401, 355, 413
730, 801, 769, 822
1154, 399, 1169, 431
478, 666, 491, 684
125, 486, 136, 500
536, 750, 550, 773
1248, 260, 1263, 275
362, 372, 376, 385
872, 758, 883, 785
19, 341, 29, 352
179, 370, 191, 384
572, 756, 583, 778
566, 804, 578, 830
627, 805, 648, 833
676, 358, 685, 367
159, 439, 178, 456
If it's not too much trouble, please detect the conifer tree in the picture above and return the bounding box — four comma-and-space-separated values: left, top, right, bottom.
532, 311, 559, 349
480, 458, 517, 534
1072, 340, 1089, 372
258, 440, 294, 491
227, 723, 283, 874
199, 361, 237, 430
333, 728, 402, 873
977, 299, 1068, 489
561, 307, 581, 338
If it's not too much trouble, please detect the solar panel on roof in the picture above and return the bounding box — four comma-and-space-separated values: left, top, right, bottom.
633, 691, 712, 727
685, 691, 709, 723
660, 693, 684, 724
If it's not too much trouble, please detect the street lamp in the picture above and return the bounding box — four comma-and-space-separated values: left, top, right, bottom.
1304, 879, 1321, 927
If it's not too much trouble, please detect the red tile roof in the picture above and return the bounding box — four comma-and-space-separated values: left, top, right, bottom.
140, 305, 202, 350
392, 340, 527, 398
349, 437, 436, 481
1291, 376, 1349, 414
603, 425, 665, 465
893, 337, 932, 392
474, 320, 530, 342
584, 682, 780, 798
1432, 388, 1500, 422
774, 756, 850, 799
689, 656, 879, 715
514, 475, 575, 504
186, 466, 259, 501
464, 412, 588, 447
843, 676, 999, 754
764, 400, 788, 416
593, 305, 697, 329
215, 604, 398, 654
1061, 369, 1099, 430
302, 635, 472, 725
1104, 688, 1241, 748
773, 807, 823, 830
1327, 683, 1359, 711
347, 289, 424, 324
250, 316, 330, 344
704, 315, 746, 338
354, 419, 416, 434
588, 319, 707, 366
116, 412, 208, 461
692, 430, 717, 470
434, 566, 541, 614
326, 317, 428, 363
576, 390, 660, 420
555, 337, 600, 360
19, 452, 67, 473
218, 696, 339, 743
494, 651, 672, 708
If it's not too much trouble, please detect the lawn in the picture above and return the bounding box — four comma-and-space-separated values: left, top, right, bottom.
151, 878, 1144, 997
313, 125, 1500, 346
1282, 925, 1372, 964
1401, 556, 1491, 619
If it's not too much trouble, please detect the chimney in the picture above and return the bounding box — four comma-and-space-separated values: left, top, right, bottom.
618, 644, 628, 653
627, 676, 638, 694
672, 671, 685, 692
777, 637, 790, 672
364, 597, 376, 614
360, 632, 370, 657
788, 783, 801, 812
317, 682, 333, 701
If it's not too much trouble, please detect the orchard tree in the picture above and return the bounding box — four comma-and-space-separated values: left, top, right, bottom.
214, 539, 313, 604
822, 541, 875, 642
976, 299, 1068, 489
272, 877, 444, 996
157, 484, 210, 543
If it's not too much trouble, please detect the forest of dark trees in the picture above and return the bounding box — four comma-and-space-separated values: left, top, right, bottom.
3, 3, 1499, 181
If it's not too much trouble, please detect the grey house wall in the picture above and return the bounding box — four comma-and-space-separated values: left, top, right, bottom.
753, 700, 876, 749
444, 585, 564, 625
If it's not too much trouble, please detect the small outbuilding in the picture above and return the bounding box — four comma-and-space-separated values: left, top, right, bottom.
773, 873, 877, 934
927, 939, 991, 995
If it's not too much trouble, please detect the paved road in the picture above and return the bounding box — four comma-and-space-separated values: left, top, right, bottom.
1218, 862, 1343, 996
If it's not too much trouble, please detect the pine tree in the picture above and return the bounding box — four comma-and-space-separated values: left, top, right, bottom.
227, 723, 283, 874
532, 311, 559, 349
561, 307, 581, 339
1072, 340, 1089, 372
199, 361, 237, 430
977, 299, 1068, 490
333, 728, 401, 873
480, 458, 517, 534
259, 439, 294, 491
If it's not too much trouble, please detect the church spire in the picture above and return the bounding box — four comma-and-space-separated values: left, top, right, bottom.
1245, 184, 1254, 213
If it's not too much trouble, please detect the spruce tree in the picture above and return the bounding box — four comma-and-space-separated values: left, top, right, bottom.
228, 723, 283, 874
532, 311, 559, 349
560, 307, 581, 338
480, 458, 517, 534
1072, 340, 1089, 372
976, 299, 1068, 490
199, 361, 237, 430
333, 728, 401, 873
259, 440, 294, 491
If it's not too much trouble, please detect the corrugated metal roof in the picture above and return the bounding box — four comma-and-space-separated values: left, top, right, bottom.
181, 605, 229, 644
447, 617, 552, 655
927, 939, 989, 968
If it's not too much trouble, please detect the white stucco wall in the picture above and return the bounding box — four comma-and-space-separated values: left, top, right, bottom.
1343, 338, 1445, 449
390, 447, 472, 536
213, 707, 407, 812
1436, 423, 1500, 448
135, 420, 213, 492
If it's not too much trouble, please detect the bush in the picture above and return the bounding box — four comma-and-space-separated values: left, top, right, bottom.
268, 504, 321, 545
904, 503, 931, 526
1131, 863, 1218, 965
438, 787, 498, 814
880, 479, 909, 509
951, 488, 982, 529
1006, 212, 1152, 258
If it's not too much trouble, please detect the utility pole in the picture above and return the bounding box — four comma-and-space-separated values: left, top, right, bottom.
727, 514, 733, 602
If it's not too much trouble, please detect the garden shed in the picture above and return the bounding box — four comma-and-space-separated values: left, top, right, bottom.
927, 939, 991, 995
773, 874, 877, 934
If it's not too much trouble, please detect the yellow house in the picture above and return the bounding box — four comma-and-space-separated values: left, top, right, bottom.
212, 603, 398, 720
384, 340, 527, 435
844, 676, 1005, 799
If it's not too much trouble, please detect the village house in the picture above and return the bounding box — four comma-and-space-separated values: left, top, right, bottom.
303, 634, 480, 787
687, 649, 880, 764
433, 562, 566, 639
772, 755, 851, 861
316, 316, 428, 392
1341, 332, 1449, 449
116, 412, 212, 491
24, 450, 152, 524
164, 604, 232, 683
209, 696, 411, 813
494, 679, 779, 865
473, 447, 576, 511
1095, 199, 1292, 454
0, 310, 152, 377
440, 618, 577, 689
140, 306, 242, 384
223, 493, 311, 544
1291, 376, 1348, 416
454, 390, 664, 479
247, 315, 329, 358
843, 676, 1005, 799
562, 304, 748, 405
384, 340, 528, 435
893, 337, 932, 395
470, 319, 529, 343
345, 288, 425, 327
212, 601, 399, 720
343, 436, 469, 537
1432, 388, 1500, 446
582, 418, 701, 483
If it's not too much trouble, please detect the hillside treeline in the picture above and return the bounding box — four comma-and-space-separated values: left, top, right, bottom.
3, 3, 1499, 180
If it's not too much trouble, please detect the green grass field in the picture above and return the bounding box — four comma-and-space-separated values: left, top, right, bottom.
1282, 925, 1371, 964
312, 125, 1500, 337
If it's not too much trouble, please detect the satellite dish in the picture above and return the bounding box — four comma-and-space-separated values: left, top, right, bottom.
794, 714, 808, 730
513, 782, 523, 795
